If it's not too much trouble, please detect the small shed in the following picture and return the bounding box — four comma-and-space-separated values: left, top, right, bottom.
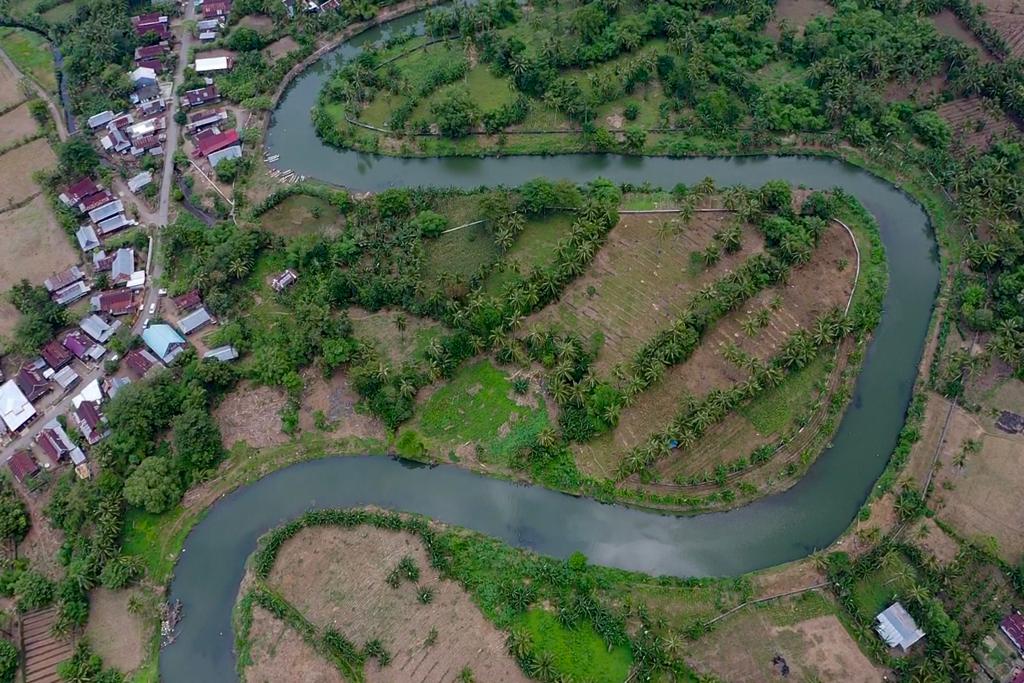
876, 603, 925, 651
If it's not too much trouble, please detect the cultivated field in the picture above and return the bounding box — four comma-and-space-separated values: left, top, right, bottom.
936, 97, 1021, 150
931, 9, 996, 61
84, 588, 146, 675
980, 0, 1024, 58
244, 606, 343, 683
0, 137, 55, 205
0, 100, 38, 147
527, 211, 765, 374
574, 219, 857, 479
266, 525, 530, 682
0, 194, 77, 335
0, 27, 57, 93
0, 53, 24, 110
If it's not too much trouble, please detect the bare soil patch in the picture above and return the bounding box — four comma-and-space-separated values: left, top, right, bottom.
987, 11, 1024, 58
936, 97, 1021, 151
0, 58, 24, 110
84, 588, 146, 675
574, 220, 856, 479
214, 382, 289, 449
15, 478, 64, 581
238, 14, 276, 32
528, 211, 765, 375
0, 100, 37, 146
349, 306, 443, 365
0, 137, 54, 205
299, 369, 387, 442
910, 517, 960, 567
244, 605, 343, 683
267, 525, 529, 682
884, 72, 947, 104
263, 36, 299, 62
932, 9, 997, 61
687, 602, 883, 682
766, 0, 834, 39
934, 431, 1024, 564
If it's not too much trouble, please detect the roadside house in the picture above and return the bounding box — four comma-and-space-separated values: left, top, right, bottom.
7, 451, 39, 484
79, 314, 122, 343
15, 366, 50, 402
40, 340, 73, 370
73, 400, 109, 445
142, 325, 187, 365
0, 380, 35, 433
172, 290, 202, 313
128, 171, 153, 194
111, 249, 136, 285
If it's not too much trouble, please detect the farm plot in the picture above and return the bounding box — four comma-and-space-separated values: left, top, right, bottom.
0, 100, 38, 147
0, 51, 25, 110
936, 97, 1021, 151
0, 137, 55, 205
265, 525, 530, 683
214, 382, 290, 449
263, 36, 299, 62
980, 0, 1024, 58
574, 220, 857, 479
242, 606, 343, 683
527, 211, 765, 375
0, 28, 56, 93
0, 192, 76, 299
931, 9, 997, 61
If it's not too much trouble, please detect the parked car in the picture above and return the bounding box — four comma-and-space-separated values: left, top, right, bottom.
148, 302, 156, 315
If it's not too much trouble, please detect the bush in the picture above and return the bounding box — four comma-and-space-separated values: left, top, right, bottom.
123, 457, 182, 514
622, 101, 639, 121
411, 210, 448, 238
0, 640, 16, 683
911, 110, 951, 149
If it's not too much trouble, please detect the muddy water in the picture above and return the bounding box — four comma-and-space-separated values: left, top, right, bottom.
162, 10, 940, 681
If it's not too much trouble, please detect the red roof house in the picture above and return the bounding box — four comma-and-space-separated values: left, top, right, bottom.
135, 43, 169, 60
60, 177, 99, 206
79, 190, 115, 213
15, 367, 50, 402
73, 401, 108, 445
125, 348, 158, 378
136, 58, 164, 74
1002, 612, 1024, 653
41, 340, 73, 370
92, 290, 135, 316
193, 129, 239, 158
183, 85, 220, 108
7, 451, 39, 483
172, 290, 202, 313
202, 0, 231, 19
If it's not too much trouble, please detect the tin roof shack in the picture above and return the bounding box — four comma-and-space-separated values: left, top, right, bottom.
172, 290, 202, 313
127, 171, 153, 193
43, 266, 84, 294
271, 269, 298, 292
52, 281, 91, 306
177, 306, 214, 335
40, 340, 73, 370
0, 380, 36, 433
876, 603, 925, 651
995, 411, 1024, 434
76, 225, 100, 252
7, 451, 40, 484
203, 345, 238, 362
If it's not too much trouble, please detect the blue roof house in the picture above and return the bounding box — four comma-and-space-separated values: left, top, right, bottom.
142, 324, 187, 365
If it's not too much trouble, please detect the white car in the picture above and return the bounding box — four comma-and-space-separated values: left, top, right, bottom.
141, 318, 150, 328
158, 289, 167, 296
148, 302, 156, 315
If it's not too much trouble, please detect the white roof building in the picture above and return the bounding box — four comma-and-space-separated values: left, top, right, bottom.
203, 345, 238, 362
207, 144, 242, 167
71, 378, 104, 409
876, 603, 925, 651
131, 66, 158, 84
194, 56, 230, 73
76, 225, 100, 252
0, 380, 35, 433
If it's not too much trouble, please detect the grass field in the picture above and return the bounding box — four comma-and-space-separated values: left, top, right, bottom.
0, 100, 39, 147
258, 195, 345, 238
0, 28, 57, 93
483, 212, 574, 295
851, 553, 919, 620
516, 609, 631, 683
40, 0, 85, 24
403, 360, 550, 466
349, 307, 444, 365
740, 354, 830, 434
421, 221, 497, 290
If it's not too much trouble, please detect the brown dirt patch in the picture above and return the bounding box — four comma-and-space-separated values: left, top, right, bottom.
936, 97, 1021, 151
574, 220, 856, 479
16, 480, 64, 581
0, 58, 24, 110
910, 517, 960, 567
883, 72, 947, 104
0, 137, 53, 206
84, 588, 146, 675
932, 9, 997, 61
299, 369, 387, 442
267, 526, 529, 682
933, 430, 1024, 564
214, 382, 289, 449
245, 604, 343, 683
687, 602, 883, 682
0, 101, 37, 146
987, 11, 1024, 58
349, 306, 444, 365
766, 0, 834, 39
903, 394, 983, 487
752, 561, 825, 599
237, 14, 276, 32
528, 210, 765, 376
263, 36, 300, 62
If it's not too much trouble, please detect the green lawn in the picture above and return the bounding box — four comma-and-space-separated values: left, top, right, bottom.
258, 195, 344, 238
483, 212, 574, 295
517, 609, 632, 683
421, 220, 497, 287
0, 27, 57, 92
405, 360, 550, 464
41, 0, 84, 24
851, 553, 920, 620
122, 506, 197, 584
739, 354, 829, 434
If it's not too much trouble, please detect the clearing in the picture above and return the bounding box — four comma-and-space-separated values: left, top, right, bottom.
766, 0, 835, 39
931, 9, 997, 61
299, 369, 388, 442
936, 97, 1021, 151
214, 382, 289, 449
686, 593, 883, 682
264, 36, 300, 62
258, 194, 345, 238
265, 525, 530, 682
0, 27, 57, 93
0, 100, 38, 147
242, 605, 343, 683
0, 192, 77, 304
348, 307, 444, 366
0, 137, 55, 205
84, 588, 146, 675
238, 14, 276, 32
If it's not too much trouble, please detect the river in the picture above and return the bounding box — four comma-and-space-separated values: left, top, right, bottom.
161, 9, 940, 681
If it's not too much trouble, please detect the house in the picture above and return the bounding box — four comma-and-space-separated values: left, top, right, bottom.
71, 378, 104, 409
177, 306, 213, 335
208, 144, 242, 167
130, 135, 163, 156
875, 603, 925, 651
80, 314, 121, 343
1001, 611, 1024, 654
89, 200, 124, 225
59, 177, 100, 207
90, 290, 135, 317
138, 99, 166, 119
110, 113, 134, 131
172, 290, 202, 313
76, 225, 100, 252
132, 83, 162, 105
35, 420, 86, 467
127, 117, 165, 140
97, 214, 133, 236
41, 340, 73, 370
131, 66, 158, 87
137, 58, 165, 75
271, 268, 298, 292
87, 111, 114, 129
142, 324, 187, 364
62, 332, 101, 361
0, 380, 35, 433
52, 366, 80, 391
183, 85, 220, 108
196, 18, 222, 32
79, 190, 116, 214
194, 56, 232, 73
15, 366, 50, 402
101, 128, 131, 154
133, 12, 170, 39
202, 0, 231, 19
186, 108, 227, 133
7, 451, 39, 484
111, 249, 135, 285
52, 281, 91, 307
43, 265, 84, 293
104, 376, 131, 399
193, 128, 239, 160
203, 345, 238, 362
125, 348, 159, 378
73, 400, 109, 445
128, 171, 153, 194
199, 30, 218, 41
134, 43, 169, 61
126, 271, 147, 290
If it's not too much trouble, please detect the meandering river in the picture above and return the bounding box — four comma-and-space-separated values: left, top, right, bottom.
161, 10, 940, 680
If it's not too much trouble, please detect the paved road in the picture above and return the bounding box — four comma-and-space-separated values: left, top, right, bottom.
1, 6, 192, 462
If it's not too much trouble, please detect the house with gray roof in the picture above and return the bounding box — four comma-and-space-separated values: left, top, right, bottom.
177, 306, 213, 335
79, 315, 121, 343
89, 200, 124, 224
111, 248, 135, 285
875, 603, 925, 651
203, 345, 238, 362
76, 225, 100, 252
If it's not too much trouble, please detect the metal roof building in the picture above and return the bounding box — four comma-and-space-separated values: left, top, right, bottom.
203, 345, 238, 362
143, 324, 187, 364
177, 306, 213, 335
875, 603, 925, 651
0, 380, 35, 433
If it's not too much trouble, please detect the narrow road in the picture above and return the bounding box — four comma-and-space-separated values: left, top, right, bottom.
0, 44, 68, 140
